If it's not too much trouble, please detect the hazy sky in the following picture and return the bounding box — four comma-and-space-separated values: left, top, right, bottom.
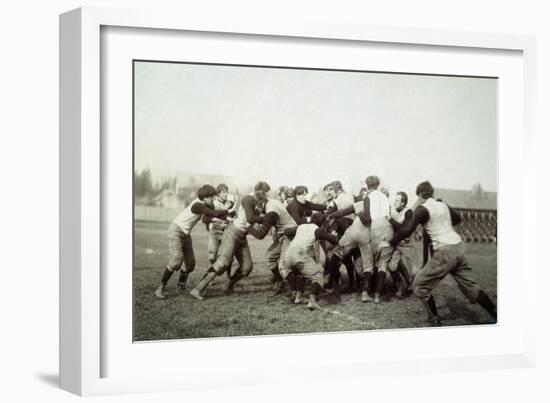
134, 61, 497, 197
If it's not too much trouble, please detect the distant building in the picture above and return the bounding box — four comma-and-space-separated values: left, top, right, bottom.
174, 171, 239, 207
434, 183, 497, 243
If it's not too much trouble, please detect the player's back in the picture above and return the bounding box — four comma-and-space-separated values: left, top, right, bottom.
289, 223, 318, 252
367, 189, 391, 221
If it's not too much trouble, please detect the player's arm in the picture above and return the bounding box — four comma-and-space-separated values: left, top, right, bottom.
191, 203, 228, 219
247, 212, 279, 239
391, 205, 430, 246
242, 195, 264, 224
446, 203, 462, 225
328, 205, 355, 219
314, 228, 339, 244
357, 197, 372, 226
304, 200, 327, 212
389, 209, 414, 231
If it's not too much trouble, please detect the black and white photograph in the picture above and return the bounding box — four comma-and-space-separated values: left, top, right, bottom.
132, 60, 498, 341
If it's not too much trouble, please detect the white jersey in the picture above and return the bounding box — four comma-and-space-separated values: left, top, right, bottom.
232, 203, 251, 231
288, 223, 318, 252
422, 198, 462, 250
334, 192, 355, 219
265, 199, 297, 235
391, 206, 414, 246
367, 189, 391, 223
173, 198, 204, 235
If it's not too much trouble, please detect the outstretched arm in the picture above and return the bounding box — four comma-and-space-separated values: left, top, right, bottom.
305, 200, 327, 212
389, 209, 414, 231
191, 203, 228, 219
391, 206, 430, 246
328, 205, 355, 219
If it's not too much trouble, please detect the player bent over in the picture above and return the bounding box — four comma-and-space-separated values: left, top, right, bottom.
388, 191, 417, 298
283, 213, 339, 310
154, 185, 228, 299
189, 182, 270, 300
261, 199, 298, 295
390, 181, 497, 326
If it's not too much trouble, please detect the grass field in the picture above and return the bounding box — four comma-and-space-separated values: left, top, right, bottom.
133, 220, 497, 341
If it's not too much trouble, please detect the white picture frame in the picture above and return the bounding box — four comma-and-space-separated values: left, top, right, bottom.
59, 6, 537, 396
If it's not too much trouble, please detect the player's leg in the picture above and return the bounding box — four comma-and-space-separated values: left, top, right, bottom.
191, 226, 240, 299
356, 233, 374, 302
224, 238, 253, 294
412, 248, 454, 325
177, 234, 195, 291
155, 224, 185, 299
388, 247, 405, 298
450, 243, 497, 321
266, 236, 285, 295
373, 248, 388, 303
297, 252, 324, 310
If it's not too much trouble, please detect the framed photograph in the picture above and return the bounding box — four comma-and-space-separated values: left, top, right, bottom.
60, 7, 536, 396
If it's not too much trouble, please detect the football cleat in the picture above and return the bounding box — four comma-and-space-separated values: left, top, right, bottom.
361, 291, 373, 303
189, 288, 204, 301
176, 281, 187, 292
307, 295, 321, 310
154, 284, 166, 299
374, 292, 381, 304
307, 301, 322, 310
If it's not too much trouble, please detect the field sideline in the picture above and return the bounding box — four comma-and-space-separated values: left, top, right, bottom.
133, 220, 497, 341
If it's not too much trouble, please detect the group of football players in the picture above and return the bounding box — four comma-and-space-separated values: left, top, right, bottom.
153, 176, 497, 326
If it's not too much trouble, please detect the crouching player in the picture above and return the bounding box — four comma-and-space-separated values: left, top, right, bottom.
154, 184, 228, 299
283, 213, 339, 310
189, 182, 270, 300
390, 181, 497, 326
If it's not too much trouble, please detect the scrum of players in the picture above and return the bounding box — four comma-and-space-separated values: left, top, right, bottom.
153, 176, 497, 327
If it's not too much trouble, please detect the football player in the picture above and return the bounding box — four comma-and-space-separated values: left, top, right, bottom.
363, 176, 394, 303
324, 180, 357, 293
202, 184, 238, 280
388, 191, 417, 298
286, 185, 327, 225
390, 181, 497, 326
154, 184, 228, 299
283, 213, 339, 309
189, 181, 270, 300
